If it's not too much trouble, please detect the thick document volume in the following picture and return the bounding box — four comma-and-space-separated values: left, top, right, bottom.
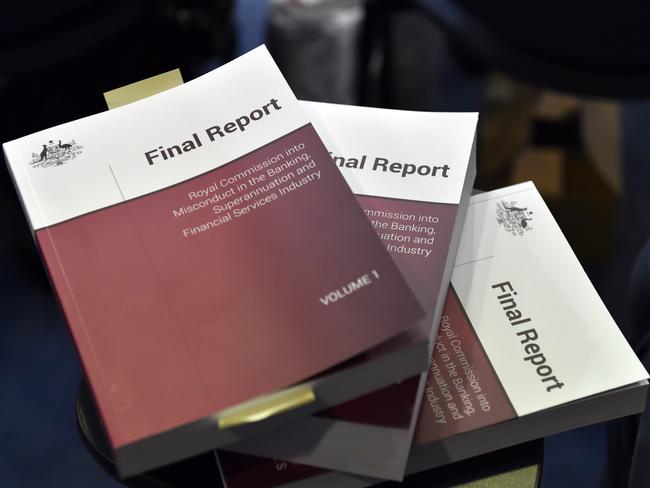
2, 47, 426, 477
218, 182, 649, 488
220, 101, 477, 481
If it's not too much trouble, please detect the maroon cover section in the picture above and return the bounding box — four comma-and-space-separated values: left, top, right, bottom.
36, 124, 423, 449
318, 196, 458, 428
414, 288, 516, 444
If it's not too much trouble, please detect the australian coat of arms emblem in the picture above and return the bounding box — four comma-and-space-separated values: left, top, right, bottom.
30, 139, 83, 168
496, 200, 533, 236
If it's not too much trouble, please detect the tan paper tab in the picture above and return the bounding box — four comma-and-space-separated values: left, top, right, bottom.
216, 384, 316, 429
104, 69, 184, 110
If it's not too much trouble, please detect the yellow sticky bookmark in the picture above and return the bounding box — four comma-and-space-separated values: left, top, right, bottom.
104, 69, 184, 110
216, 385, 316, 429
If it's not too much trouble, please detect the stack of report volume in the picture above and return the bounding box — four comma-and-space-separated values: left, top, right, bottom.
3, 46, 646, 487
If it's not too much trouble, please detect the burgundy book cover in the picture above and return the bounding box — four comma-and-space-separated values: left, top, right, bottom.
3, 47, 424, 476
317, 196, 457, 426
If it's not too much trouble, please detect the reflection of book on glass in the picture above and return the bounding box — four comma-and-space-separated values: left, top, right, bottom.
218, 182, 649, 488
2, 47, 427, 479
219, 101, 478, 482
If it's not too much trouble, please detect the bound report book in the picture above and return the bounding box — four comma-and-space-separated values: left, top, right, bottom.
2, 47, 427, 478
220, 101, 477, 481
217, 182, 650, 488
